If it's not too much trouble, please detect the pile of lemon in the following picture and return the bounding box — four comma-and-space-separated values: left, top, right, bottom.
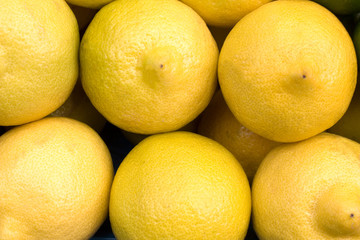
1, 0, 360, 239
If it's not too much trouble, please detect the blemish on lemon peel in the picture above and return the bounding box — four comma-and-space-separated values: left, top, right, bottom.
315, 183, 360, 236
141, 46, 182, 89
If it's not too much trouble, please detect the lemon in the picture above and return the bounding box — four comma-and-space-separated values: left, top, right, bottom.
179, 0, 272, 27
49, 80, 107, 133
66, 0, 113, 9
121, 117, 200, 145
80, 0, 218, 135
0, 117, 114, 239
312, 0, 360, 15
197, 90, 281, 183
109, 131, 251, 239
218, 0, 357, 142
252, 132, 360, 239
0, 0, 79, 126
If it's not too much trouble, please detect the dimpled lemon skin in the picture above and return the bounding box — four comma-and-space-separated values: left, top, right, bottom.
180, 0, 272, 28
197, 90, 282, 183
218, 0, 357, 143
0, 0, 79, 126
252, 133, 360, 239
109, 131, 251, 240
0, 117, 114, 240
80, 0, 218, 135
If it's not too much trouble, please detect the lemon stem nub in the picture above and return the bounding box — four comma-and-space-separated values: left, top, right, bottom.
315, 184, 360, 236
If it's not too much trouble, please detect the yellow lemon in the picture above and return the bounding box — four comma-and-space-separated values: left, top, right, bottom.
197, 90, 281, 183
109, 131, 251, 239
179, 0, 272, 27
0, 117, 114, 239
0, 127, 5, 136
0, 0, 79, 126
252, 132, 360, 239
218, 0, 357, 142
66, 0, 113, 9
49, 80, 107, 133
80, 0, 218, 135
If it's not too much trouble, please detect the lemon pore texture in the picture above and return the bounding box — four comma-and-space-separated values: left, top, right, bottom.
0, 117, 114, 239
252, 132, 360, 239
0, 0, 79, 126
218, 0, 357, 142
109, 131, 251, 240
80, 0, 218, 135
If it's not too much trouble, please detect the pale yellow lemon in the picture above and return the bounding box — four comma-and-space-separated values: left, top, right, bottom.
121, 116, 200, 145
49, 80, 107, 133
252, 132, 360, 239
218, 0, 357, 142
197, 90, 281, 183
0, 0, 79, 126
179, 0, 272, 27
109, 131, 251, 239
66, 0, 113, 9
0, 117, 114, 239
208, 25, 232, 51
80, 0, 218, 135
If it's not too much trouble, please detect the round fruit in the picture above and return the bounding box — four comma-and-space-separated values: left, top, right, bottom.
0, 0, 79, 126
109, 131, 251, 239
252, 132, 360, 239
179, 0, 271, 27
197, 90, 281, 182
121, 116, 200, 145
218, 0, 357, 142
80, 0, 218, 135
0, 117, 114, 239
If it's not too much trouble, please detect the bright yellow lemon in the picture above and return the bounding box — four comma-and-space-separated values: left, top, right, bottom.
110, 131, 251, 239
218, 0, 357, 142
80, 0, 218, 135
